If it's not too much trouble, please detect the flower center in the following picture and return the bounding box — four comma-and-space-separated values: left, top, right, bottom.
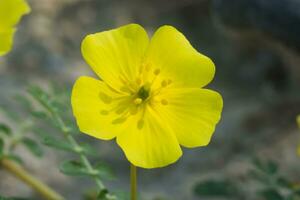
137, 85, 150, 101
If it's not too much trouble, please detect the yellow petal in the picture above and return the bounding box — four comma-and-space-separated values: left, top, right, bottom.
0, 0, 31, 29
71, 76, 128, 140
157, 88, 223, 147
0, 28, 15, 56
116, 106, 182, 168
297, 115, 300, 128
146, 25, 215, 88
81, 24, 149, 91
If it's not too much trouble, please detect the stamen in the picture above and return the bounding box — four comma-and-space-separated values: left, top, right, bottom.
136, 78, 142, 85
134, 98, 143, 105
119, 75, 136, 93
112, 117, 127, 124
99, 92, 112, 104
145, 63, 151, 71
100, 110, 109, 115
161, 80, 168, 87
120, 86, 133, 93
153, 68, 160, 75
115, 106, 127, 114
137, 119, 144, 129
130, 107, 138, 115
167, 79, 172, 85
161, 99, 168, 105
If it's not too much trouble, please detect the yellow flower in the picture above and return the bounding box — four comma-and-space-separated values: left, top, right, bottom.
297, 115, 300, 128
0, 0, 30, 56
71, 24, 223, 168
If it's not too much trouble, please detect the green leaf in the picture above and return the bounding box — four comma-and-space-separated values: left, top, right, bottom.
0, 138, 4, 155
248, 169, 270, 184
30, 111, 48, 119
267, 160, 278, 175
0, 107, 20, 121
43, 135, 97, 156
59, 160, 98, 176
5, 154, 23, 164
80, 143, 97, 156
259, 188, 284, 200
97, 189, 109, 200
97, 190, 117, 200
14, 94, 32, 110
293, 188, 300, 195
193, 179, 238, 197
27, 86, 52, 112
289, 192, 300, 200
113, 191, 129, 200
94, 162, 115, 180
252, 158, 278, 175
0, 195, 32, 200
22, 138, 44, 157
42, 135, 74, 152
0, 123, 11, 136
276, 177, 291, 188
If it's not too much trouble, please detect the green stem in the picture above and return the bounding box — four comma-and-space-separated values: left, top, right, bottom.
66, 134, 105, 190
130, 163, 137, 200
52, 112, 107, 193
1, 158, 64, 200
31, 90, 115, 198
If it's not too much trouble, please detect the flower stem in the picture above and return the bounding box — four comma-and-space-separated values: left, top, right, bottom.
130, 163, 137, 200
0, 158, 64, 200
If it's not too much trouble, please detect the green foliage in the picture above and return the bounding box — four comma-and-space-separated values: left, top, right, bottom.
252, 158, 278, 175
259, 188, 284, 200
42, 134, 97, 156
193, 179, 238, 197
42, 135, 74, 152
94, 162, 116, 180
0, 123, 11, 136
22, 137, 44, 157
5, 154, 23, 164
0, 84, 119, 199
60, 160, 99, 176
0, 100, 44, 160
0, 196, 31, 200
0, 138, 4, 155
193, 158, 300, 200
27, 85, 117, 199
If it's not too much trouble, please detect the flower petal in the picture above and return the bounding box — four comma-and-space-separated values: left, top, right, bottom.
145, 25, 215, 88
157, 88, 223, 147
71, 76, 127, 140
116, 106, 182, 169
81, 24, 149, 91
0, 28, 15, 56
0, 0, 30, 29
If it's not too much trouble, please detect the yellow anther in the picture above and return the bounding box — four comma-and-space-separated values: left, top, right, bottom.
154, 68, 160, 75
130, 107, 138, 115
99, 92, 112, 104
167, 79, 172, 85
144, 63, 151, 71
120, 86, 132, 93
137, 119, 144, 129
161, 99, 168, 105
134, 98, 143, 105
136, 78, 142, 85
112, 117, 127, 124
100, 110, 109, 115
161, 80, 168, 87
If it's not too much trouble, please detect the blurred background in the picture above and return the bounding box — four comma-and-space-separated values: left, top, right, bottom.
0, 0, 300, 199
